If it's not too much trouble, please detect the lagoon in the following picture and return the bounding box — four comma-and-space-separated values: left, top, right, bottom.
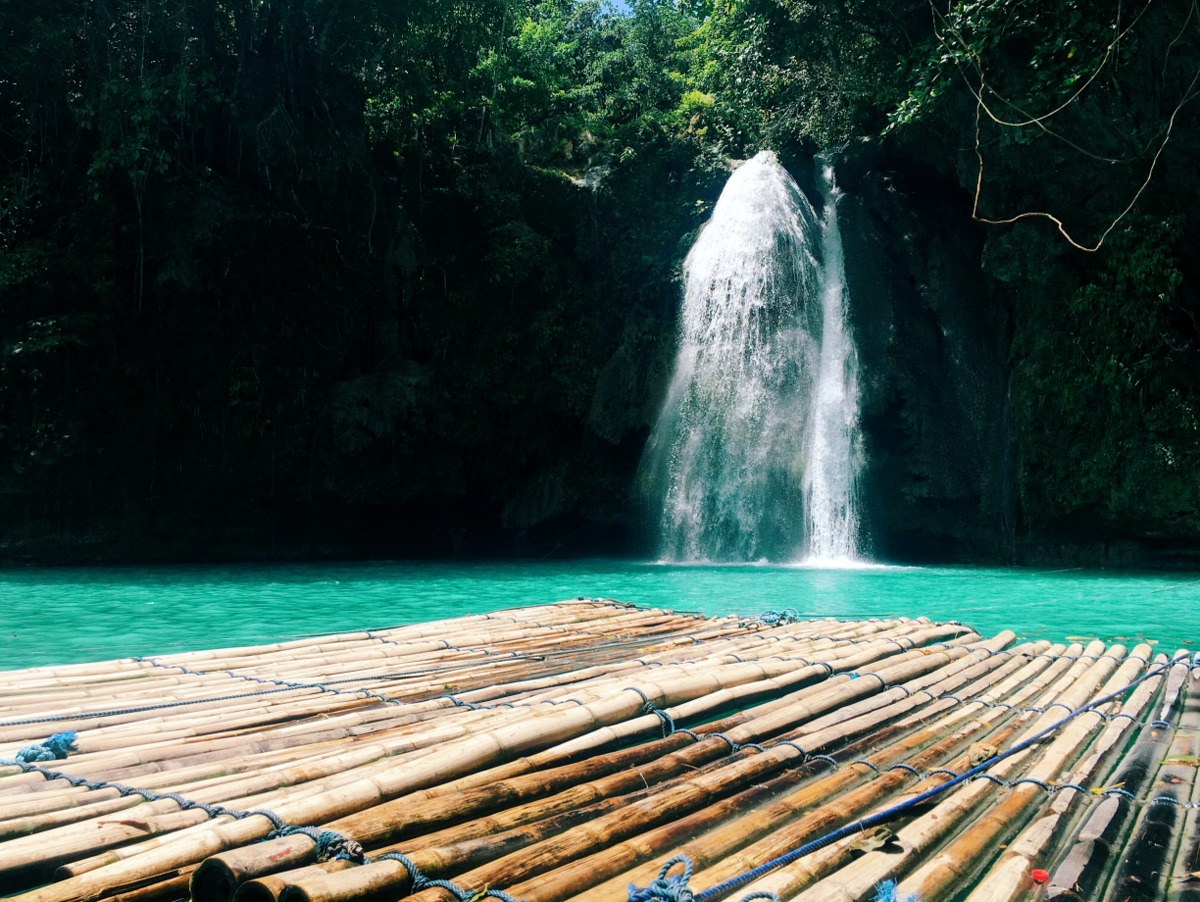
2, 560, 1196, 670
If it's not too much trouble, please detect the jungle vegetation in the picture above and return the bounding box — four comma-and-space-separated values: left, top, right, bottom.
1, 0, 1197, 563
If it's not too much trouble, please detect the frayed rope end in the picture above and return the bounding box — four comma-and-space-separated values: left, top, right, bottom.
874, 879, 921, 902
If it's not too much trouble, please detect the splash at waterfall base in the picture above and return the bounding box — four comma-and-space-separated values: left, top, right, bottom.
3, 599, 1197, 902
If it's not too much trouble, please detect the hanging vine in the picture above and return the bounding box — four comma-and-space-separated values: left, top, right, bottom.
890, 0, 1200, 251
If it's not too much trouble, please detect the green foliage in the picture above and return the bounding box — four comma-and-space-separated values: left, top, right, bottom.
1, 0, 1196, 559
1012, 217, 1200, 538
888, 0, 1113, 132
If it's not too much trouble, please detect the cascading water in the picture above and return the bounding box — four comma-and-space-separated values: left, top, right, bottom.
640, 150, 863, 563
803, 158, 862, 564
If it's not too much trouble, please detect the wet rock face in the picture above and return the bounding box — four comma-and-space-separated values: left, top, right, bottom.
836, 164, 1018, 563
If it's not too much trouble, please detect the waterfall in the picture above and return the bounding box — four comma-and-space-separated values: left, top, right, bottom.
640, 150, 863, 563
804, 157, 862, 564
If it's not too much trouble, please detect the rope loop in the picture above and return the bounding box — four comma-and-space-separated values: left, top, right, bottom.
115, 784, 155, 801
378, 852, 428, 889
1101, 787, 1139, 802
1148, 794, 1183, 809
159, 792, 200, 811
629, 855, 695, 902
626, 687, 678, 738
858, 672, 887, 688
269, 824, 321, 843
805, 754, 838, 769
649, 708, 676, 737
1051, 782, 1089, 796
626, 687, 653, 707
851, 759, 881, 774
756, 608, 801, 628
708, 733, 737, 753
376, 852, 524, 900
247, 809, 288, 832
972, 773, 1007, 787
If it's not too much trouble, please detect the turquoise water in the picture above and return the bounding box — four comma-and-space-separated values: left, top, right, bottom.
1, 561, 1197, 670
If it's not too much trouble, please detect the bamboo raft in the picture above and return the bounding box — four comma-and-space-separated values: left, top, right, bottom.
2, 599, 1198, 902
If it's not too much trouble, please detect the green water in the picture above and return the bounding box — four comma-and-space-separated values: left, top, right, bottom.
1, 561, 1197, 671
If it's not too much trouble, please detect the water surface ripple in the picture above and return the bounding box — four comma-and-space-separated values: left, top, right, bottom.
1, 561, 1196, 670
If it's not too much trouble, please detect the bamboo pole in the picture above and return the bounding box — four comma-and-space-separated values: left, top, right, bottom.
513, 639, 1035, 902
963, 650, 1177, 901
1103, 657, 1200, 900
654, 649, 1060, 900
191, 726, 707, 902
190, 625, 969, 901
765, 642, 1121, 901
1043, 651, 1194, 899
1167, 671, 1200, 902
316, 638, 993, 902
226, 634, 976, 901
711, 642, 1090, 900
897, 643, 1155, 899
5, 661, 848, 902
235, 863, 357, 902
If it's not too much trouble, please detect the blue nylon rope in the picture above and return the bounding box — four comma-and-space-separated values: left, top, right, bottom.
873, 878, 921, 902
628, 856, 779, 902
0, 687, 302, 728
377, 851, 523, 901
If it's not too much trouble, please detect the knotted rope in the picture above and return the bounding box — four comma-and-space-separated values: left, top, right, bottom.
628, 857, 778, 902
15, 731, 78, 762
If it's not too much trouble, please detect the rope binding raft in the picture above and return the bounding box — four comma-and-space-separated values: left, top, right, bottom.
627, 653, 1189, 902
15, 730, 77, 762
628, 856, 780, 902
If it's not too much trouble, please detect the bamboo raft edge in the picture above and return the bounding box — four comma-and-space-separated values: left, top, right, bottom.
0, 598, 1195, 902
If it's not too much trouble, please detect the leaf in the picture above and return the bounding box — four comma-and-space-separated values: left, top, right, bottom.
1161, 756, 1200, 767
848, 826, 898, 854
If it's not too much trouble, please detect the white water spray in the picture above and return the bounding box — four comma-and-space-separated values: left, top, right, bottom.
640, 151, 863, 563
803, 158, 862, 564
